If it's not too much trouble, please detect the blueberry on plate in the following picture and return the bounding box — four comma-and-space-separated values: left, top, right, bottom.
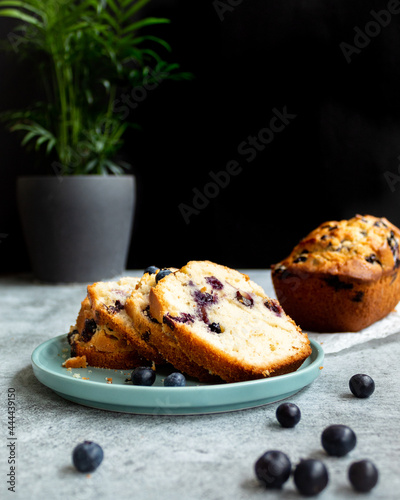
131, 366, 156, 386
348, 459, 379, 492
254, 450, 291, 488
293, 459, 329, 496
321, 424, 356, 457
155, 269, 172, 283
349, 374, 375, 398
72, 441, 104, 473
144, 266, 159, 275
276, 402, 301, 428
164, 372, 186, 387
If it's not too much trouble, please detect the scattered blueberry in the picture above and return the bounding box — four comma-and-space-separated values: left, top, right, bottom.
276, 403, 301, 428
321, 424, 356, 457
131, 366, 156, 386
254, 450, 291, 489
293, 459, 329, 496
144, 265, 159, 275
156, 269, 172, 283
348, 459, 379, 492
349, 374, 375, 398
164, 372, 186, 387
72, 441, 104, 473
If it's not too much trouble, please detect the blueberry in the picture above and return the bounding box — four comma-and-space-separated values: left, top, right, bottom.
276, 402, 301, 428
131, 366, 156, 386
156, 269, 172, 283
164, 372, 186, 387
254, 450, 291, 489
293, 459, 329, 496
205, 276, 224, 290
321, 424, 356, 457
236, 290, 254, 307
144, 265, 159, 275
72, 441, 104, 473
209, 322, 222, 333
348, 459, 379, 492
349, 374, 375, 398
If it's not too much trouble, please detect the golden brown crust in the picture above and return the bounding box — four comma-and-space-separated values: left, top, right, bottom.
272, 214, 400, 332
87, 279, 164, 364
68, 283, 157, 370
62, 355, 87, 369
274, 214, 400, 282
157, 320, 309, 383
71, 342, 149, 370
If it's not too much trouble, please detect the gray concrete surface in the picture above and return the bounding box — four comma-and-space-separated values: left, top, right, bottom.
1, 270, 399, 500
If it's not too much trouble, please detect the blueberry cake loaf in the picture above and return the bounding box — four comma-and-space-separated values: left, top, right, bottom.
66, 296, 150, 370
87, 277, 164, 364
271, 214, 400, 332
125, 268, 223, 383
148, 261, 311, 383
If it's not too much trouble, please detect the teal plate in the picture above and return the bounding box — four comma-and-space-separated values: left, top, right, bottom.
31, 334, 324, 415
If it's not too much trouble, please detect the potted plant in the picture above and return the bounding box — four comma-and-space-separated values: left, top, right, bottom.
0, 0, 191, 282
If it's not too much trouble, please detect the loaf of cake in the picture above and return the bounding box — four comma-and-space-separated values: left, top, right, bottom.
147, 260, 312, 383
271, 214, 400, 332
87, 277, 164, 364
67, 295, 151, 370
125, 268, 223, 383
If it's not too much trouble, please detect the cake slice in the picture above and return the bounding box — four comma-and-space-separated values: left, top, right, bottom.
66, 295, 150, 370
148, 261, 312, 383
125, 268, 222, 383
87, 277, 165, 364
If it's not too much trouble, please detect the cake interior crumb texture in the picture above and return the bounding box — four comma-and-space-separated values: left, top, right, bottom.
149, 261, 311, 381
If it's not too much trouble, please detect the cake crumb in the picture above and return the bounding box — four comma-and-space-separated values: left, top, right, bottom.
72, 373, 81, 379
62, 355, 87, 369
82, 377, 90, 380
106, 377, 113, 384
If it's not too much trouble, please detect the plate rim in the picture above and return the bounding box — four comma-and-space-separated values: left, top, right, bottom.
31, 334, 324, 414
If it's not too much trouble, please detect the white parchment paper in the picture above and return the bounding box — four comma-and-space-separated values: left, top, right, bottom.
306, 307, 400, 354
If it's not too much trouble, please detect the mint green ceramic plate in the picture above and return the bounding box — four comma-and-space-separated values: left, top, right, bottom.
31, 334, 324, 415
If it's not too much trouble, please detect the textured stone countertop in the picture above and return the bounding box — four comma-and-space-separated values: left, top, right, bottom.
1, 270, 399, 500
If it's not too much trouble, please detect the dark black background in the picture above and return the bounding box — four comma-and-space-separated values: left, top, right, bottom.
2, 0, 400, 274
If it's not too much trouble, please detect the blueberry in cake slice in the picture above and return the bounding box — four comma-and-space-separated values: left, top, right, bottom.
87, 277, 165, 365
66, 294, 151, 370
125, 267, 222, 383
148, 261, 311, 383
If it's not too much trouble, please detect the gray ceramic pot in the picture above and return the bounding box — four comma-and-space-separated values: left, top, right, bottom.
17, 175, 135, 283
